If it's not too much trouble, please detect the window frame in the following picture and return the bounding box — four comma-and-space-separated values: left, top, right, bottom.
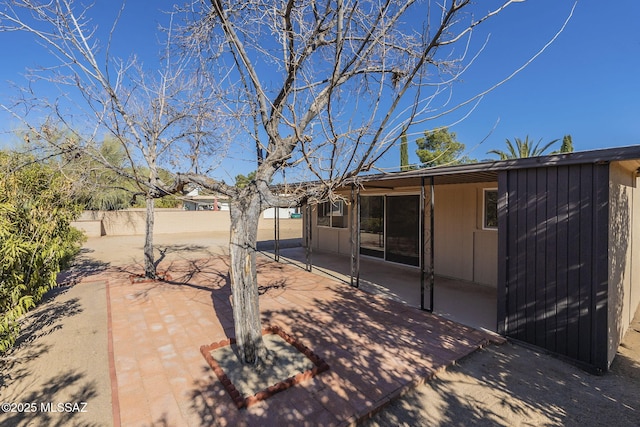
483, 188, 498, 230
317, 200, 347, 228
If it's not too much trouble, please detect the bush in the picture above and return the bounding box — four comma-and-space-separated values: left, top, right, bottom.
0, 152, 85, 353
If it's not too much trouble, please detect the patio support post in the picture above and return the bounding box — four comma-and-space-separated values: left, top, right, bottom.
274, 205, 280, 262
304, 204, 313, 272
420, 177, 426, 310
350, 184, 361, 288
429, 176, 435, 312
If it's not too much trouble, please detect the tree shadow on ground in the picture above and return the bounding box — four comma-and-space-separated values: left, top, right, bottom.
142, 413, 172, 427
363, 333, 640, 427
0, 284, 102, 427
0, 371, 100, 427
183, 259, 497, 426
111, 243, 226, 282
153, 243, 222, 268
175, 256, 640, 427
57, 247, 111, 285
1, 287, 82, 390
256, 237, 302, 251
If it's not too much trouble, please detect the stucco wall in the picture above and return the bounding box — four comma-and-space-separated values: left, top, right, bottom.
633, 172, 640, 317
72, 209, 301, 237
311, 204, 352, 254
309, 182, 498, 286
608, 161, 640, 365
433, 183, 498, 286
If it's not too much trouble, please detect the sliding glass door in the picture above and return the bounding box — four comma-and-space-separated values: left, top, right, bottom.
386, 195, 420, 266
359, 196, 384, 258
359, 194, 420, 266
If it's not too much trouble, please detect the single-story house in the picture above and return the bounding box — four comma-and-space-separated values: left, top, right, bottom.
302, 145, 640, 373
181, 188, 230, 211
263, 207, 302, 219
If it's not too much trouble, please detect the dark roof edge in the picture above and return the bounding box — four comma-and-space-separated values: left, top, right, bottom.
353, 144, 640, 184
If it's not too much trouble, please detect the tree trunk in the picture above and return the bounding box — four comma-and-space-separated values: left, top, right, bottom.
144, 196, 156, 279
228, 195, 267, 366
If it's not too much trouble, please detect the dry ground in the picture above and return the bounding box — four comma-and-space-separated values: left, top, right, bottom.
1, 229, 639, 426
364, 308, 640, 427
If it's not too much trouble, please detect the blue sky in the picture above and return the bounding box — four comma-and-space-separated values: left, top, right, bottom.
1, 0, 639, 178
441, 0, 640, 164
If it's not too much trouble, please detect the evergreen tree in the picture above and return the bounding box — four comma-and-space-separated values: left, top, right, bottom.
560, 134, 574, 153
416, 127, 474, 167
235, 171, 257, 188
400, 132, 410, 171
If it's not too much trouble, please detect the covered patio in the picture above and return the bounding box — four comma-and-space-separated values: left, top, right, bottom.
263, 247, 498, 333
272, 146, 640, 372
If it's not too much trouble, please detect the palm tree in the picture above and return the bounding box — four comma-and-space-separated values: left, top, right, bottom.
488, 136, 560, 160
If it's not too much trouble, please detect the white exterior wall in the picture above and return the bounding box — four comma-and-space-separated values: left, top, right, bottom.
263, 207, 299, 219
608, 161, 640, 364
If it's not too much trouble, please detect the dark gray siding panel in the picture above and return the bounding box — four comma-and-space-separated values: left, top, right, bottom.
555, 166, 570, 356
544, 167, 558, 353
535, 168, 547, 348
499, 163, 610, 371
497, 172, 508, 335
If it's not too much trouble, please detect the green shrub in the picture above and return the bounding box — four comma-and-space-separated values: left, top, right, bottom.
0, 152, 84, 352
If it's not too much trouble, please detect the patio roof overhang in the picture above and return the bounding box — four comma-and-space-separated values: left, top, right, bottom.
343, 144, 640, 190
287, 144, 640, 313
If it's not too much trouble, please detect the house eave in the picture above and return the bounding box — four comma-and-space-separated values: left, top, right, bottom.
344, 145, 640, 189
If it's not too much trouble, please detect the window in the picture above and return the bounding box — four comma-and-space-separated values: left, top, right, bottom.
483, 189, 498, 229
317, 201, 347, 228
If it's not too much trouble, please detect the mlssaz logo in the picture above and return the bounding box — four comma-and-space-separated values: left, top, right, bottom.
40, 402, 88, 413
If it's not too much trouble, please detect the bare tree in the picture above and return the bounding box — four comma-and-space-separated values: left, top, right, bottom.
1, 0, 576, 369
172, 0, 576, 366
0, 0, 225, 278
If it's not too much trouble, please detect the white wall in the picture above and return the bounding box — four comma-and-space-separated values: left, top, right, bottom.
263, 207, 299, 219
608, 161, 640, 364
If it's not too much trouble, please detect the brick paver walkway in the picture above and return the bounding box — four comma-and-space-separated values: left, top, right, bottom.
100, 255, 501, 426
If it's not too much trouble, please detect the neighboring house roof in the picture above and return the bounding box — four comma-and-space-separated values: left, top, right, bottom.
183, 194, 226, 201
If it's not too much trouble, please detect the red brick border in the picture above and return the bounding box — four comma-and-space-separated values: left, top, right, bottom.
200, 325, 330, 409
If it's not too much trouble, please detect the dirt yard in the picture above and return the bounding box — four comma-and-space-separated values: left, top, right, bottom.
364, 307, 640, 426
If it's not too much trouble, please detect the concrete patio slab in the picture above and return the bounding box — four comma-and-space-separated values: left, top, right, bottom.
264, 247, 498, 333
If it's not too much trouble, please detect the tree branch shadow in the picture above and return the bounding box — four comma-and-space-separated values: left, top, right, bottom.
57, 247, 111, 285
0, 370, 100, 427
1, 286, 83, 390
0, 284, 100, 427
